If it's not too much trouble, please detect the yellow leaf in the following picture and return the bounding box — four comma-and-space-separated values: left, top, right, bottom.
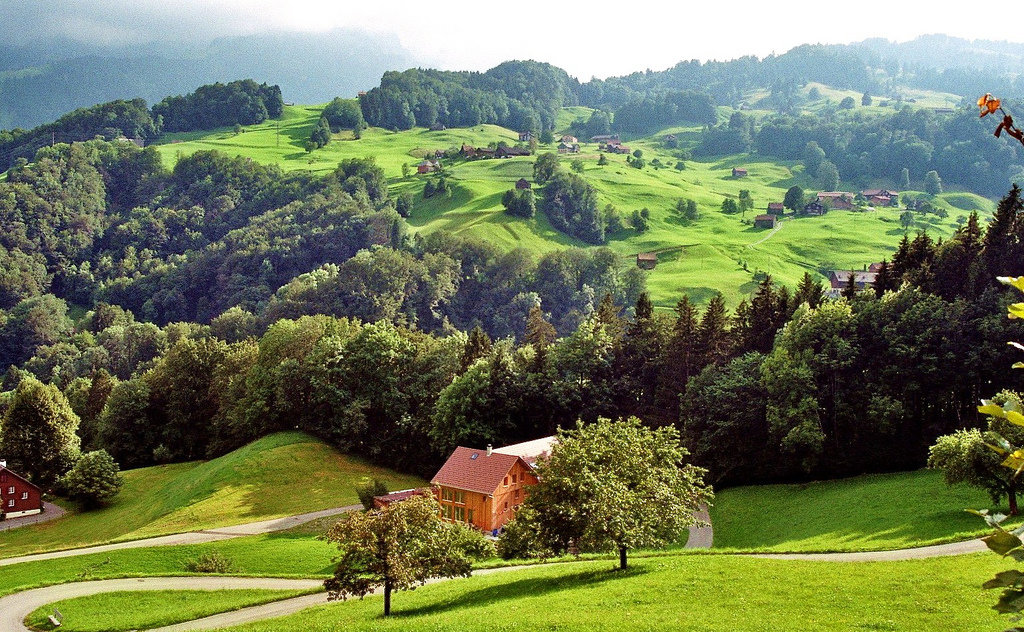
999, 277, 1024, 292
980, 403, 1008, 418
1008, 410, 1024, 427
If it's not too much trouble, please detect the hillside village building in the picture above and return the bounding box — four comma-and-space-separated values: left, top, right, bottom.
430, 436, 555, 534
0, 461, 43, 519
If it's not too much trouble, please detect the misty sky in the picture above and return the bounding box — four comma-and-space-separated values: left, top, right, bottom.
2, 0, 1020, 78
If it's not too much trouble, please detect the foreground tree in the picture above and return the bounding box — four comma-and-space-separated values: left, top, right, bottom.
527, 416, 712, 570
324, 494, 491, 616
59, 449, 123, 507
929, 421, 1022, 515
0, 376, 81, 485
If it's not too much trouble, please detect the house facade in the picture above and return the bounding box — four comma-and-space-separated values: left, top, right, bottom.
0, 462, 43, 519
816, 192, 855, 210
636, 252, 658, 269
753, 214, 777, 229
431, 446, 539, 534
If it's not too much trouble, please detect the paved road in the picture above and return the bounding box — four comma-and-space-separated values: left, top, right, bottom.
0, 502, 66, 533
0, 504, 361, 568
747, 538, 987, 561
0, 576, 325, 632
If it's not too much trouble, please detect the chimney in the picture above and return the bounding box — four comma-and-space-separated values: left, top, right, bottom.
486, 444, 492, 457
0, 460, 5, 468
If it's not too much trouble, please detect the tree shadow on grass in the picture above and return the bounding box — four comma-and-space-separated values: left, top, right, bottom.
392, 566, 647, 619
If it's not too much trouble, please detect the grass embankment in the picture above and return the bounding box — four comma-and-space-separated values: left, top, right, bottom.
25, 588, 317, 632
711, 469, 1006, 552
205, 553, 1006, 632
0, 432, 423, 559
151, 104, 994, 309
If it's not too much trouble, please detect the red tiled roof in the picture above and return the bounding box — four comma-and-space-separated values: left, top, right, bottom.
431, 447, 525, 495
754, 214, 776, 221
768, 203, 784, 210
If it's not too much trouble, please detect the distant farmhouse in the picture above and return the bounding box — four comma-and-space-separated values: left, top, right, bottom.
636, 252, 658, 270
591, 134, 620, 143
417, 159, 441, 174
461, 144, 530, 160
558, 142, 580, 154
803, 201, 827, 216
430, 122, 447, 131
753, 214, 778, 229
1, 461, 43, 519
518, 131, 534, 142
732, 167, 748, 178
561, 135, 578, 144
827, 269, 880, 295
816, 192, 855, 210
767, 202, 785, 215
861, 189, 900, 207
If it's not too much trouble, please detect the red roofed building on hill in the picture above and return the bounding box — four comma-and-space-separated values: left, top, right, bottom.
0, 461, 43, 519
431, 445, 539, 534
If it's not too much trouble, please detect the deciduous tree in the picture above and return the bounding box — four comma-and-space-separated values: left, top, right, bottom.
0, 376, 81, 485
324, 493, 491, 616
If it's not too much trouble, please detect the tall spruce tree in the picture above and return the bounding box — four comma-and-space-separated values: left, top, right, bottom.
697, 294, 731, 368
653, 295, 701, 420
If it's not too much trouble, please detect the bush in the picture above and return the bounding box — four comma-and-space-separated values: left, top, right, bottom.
185, 551, 234, 573
496, 506, 550, 560
356, 478, 390, 510
59, 450, 123, 507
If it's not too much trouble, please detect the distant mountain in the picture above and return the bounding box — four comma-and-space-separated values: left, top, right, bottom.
854, 34, 1024, 74
0, 29, 421, 129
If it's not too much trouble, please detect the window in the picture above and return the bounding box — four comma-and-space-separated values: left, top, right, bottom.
443, 505, 452, 520
454, 491, 465, 504
503, 476, 508, 487
514, 489, 520, 500
503, 501, 508, 511
21, 492, 28, 500
454, 506, 465, 522
7, 486, 12, 494
441, 488, 453, 501
7, 500, 12, 508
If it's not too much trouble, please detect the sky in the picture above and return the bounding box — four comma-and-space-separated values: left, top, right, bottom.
2, 0, 1021, 78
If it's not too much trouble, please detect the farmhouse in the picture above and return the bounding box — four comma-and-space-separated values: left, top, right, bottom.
515, 178, 532, 190
558, 142, 580, 154
861, 189, 900, 207
607, 144, 631, 155
518, 131, 534, 142
732, 167, 748, 177
636, 252, 658, 269
496, 145, 531, 158
828, 270, 878, 291
753, 214, 778, 229
417, 160, 441, 174
431, 445, 539, 534
0, 461, 43, 519
767, 202, 785, 214
803, 201, 827, 216
816, 192, 855, 210
561, 135, 578, 144
494, 436, 556, 468
430, 123, 447, 131
591, 134, 620, 143
373, 488, 424, 509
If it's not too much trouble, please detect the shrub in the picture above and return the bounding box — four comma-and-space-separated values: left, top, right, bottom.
59, 450, 123, 507
185, 551, 234, 573
356, 478, 390, 510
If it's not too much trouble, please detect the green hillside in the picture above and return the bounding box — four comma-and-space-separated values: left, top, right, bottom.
151, 105, 995, 308
0, 432, 423, 559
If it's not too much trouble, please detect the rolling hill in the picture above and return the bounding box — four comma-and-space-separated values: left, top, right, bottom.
151, 104, 994, 308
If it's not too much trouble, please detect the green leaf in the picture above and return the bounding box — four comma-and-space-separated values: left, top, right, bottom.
984, 529, 1023, 556
984, 570, 1024, 589
1014, 362, 1024, 370
1009, 304, 1024, 320
981, 401, 1009, 418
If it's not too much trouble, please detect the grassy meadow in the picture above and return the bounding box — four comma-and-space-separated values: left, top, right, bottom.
150, 104, 994, 309
710, 469, 1006, 552
201, 553, 1007, 632
0, 432, 423, 559
25, 588, 318, 632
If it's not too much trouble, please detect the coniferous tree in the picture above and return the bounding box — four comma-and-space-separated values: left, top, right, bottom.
460, 326, 492, 372
524, 305, 557, 349
982, 184, 1024, 283
654, 295, 700, 420
697, 294, 731, 369
842, 272, 858, 299
873, 260, 894, 298
793, 272, 824, 309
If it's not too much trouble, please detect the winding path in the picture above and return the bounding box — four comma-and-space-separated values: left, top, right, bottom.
0, 504, 994, 631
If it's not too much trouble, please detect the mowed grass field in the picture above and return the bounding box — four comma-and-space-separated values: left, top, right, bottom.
0, 432, 423, 559
150, 104, 996, 309
710, 469, 1006, 552
202, 553, 1007, 632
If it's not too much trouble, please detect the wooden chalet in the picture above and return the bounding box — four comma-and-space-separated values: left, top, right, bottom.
732, 167, 748, 177
417, 160, 441, 174
515, 178, 532, 190
518, 131, 534, 142
0, 461, 43, 519
767, 202, 785, 214
753, 214, 777, 229
803, 201, 826, 216
816, 192, 855, 210
861, 189, 899, 207
561, 135, 578, 144
431, 445, 539, 534
494, 436, 556, 469
496, 145, 531, 158
607, 144, 630, 155
828, 270, 878, 291
558, 142, 580, 154
636, 252, 658, 270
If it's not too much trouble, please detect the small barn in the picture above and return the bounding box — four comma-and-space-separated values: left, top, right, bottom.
732, 167, 748, 177
417, 160, 440, 174
803, 201, 826, 216
753, 214, 777, 229
518, 131, 534, 142
767, 202, 785, 215
0, 461, 43, 519
636, 252, 658, 269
